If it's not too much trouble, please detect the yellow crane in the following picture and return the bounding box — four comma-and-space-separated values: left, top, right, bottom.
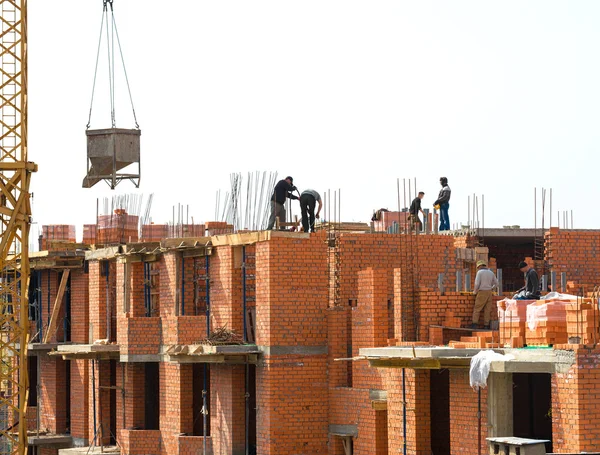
0, 0, 36, 454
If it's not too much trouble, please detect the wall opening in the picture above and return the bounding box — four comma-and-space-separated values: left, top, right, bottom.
247, 364, 257, 454
430, 369, 450, 455
144, 362, 160, 430
513, 373, 552, 453
27, 356, 38, 407
109, 360, 117, 445
192, 363, 210, 436
483, 237, 536, 293
65, 359, 71, 434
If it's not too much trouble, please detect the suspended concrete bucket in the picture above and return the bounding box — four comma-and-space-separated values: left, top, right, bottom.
82, 128, 141, 189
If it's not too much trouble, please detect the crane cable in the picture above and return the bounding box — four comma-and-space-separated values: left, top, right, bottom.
86, 0, 140, 130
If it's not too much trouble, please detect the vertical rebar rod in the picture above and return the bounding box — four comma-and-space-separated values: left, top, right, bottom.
242, 246, 247, 342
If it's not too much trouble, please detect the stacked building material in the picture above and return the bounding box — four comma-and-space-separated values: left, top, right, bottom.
40, 225, 76, 250
205, 221, 234, 235
82, 224, 96, 244
97, 209, 139, 244
497, 299, 532, 347
566, 300, 599, 344
448, 331, 497, 349
525, 301, 568, 346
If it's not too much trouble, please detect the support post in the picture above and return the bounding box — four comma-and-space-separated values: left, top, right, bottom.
497, 269, 503, 295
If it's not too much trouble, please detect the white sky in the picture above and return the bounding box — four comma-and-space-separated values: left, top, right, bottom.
27, 1, 600, 241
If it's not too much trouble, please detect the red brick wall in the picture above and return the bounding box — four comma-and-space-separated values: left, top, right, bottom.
545, 228, 600, 290
210, 365, 245, 455
449, 370, 487, 455
70, 359, 89, 441
336, 233, 457, 308
119, 429, 161, 455
352, 269, 388, 389
385, 369, 430, 455
160, 363, 193, 454
87, 360, 112, 446
118, 314, 161, 356
39, 356, 67, 434
89, 261, 115, 342
209, 246, 243, 333
70, 269, 89, 344
115, 363, 145, 433
552, 345, 600, 453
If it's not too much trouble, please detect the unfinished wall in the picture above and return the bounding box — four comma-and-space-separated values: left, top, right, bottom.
255, 235, 328, 455
545, 228, 600, 290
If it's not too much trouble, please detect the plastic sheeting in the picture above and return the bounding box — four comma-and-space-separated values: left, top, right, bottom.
469, 350, 515, 390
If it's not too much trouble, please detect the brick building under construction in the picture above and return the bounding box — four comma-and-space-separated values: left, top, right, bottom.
21, 216, 600, 455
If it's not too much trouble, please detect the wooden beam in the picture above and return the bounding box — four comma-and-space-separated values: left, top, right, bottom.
368, 358, 441, 369
371, 400, 387, 411
43, 270, 70, 343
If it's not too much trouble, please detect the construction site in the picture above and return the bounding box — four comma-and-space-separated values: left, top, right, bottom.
2, 1, 600, 455
5, 206, 597, 455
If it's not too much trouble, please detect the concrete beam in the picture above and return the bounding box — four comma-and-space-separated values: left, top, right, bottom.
329, 424, 358, 437
488, 373, 513, 438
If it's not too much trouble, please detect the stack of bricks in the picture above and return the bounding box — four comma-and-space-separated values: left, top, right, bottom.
525, 301, 568, 345
141, 223, 169, 241
497, 298, 530, 347
40, 224, 76, 250
97, 210, 139, 244
82, 224, 96, 244
205, 221, 234, 235
566, 300, 598, 343
448, 331, 498, 349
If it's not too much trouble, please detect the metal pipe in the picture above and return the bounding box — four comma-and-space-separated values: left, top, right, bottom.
245, 363, 250, 455
456, 270, 462, 292
402, 368, 407, 455
497, 269, 503, 295
205, 255, 211, 337
561, 272, 567, 293
92, 359, 98, 447
541, 275, 547, 294
37, 270, 42, 341
105, 261, 110, 342
242, 246, 247, 343
181, 254, 185, 316
478, 388, 482, 455
551, 271, 556, 293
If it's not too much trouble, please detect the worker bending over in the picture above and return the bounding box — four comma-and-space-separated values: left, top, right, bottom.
409, 192, 425, 231
267, 176, 298, 230
514, 261, 540, 300
433, 177, 451, 231
470, 260, 498, 329
300, 189, 322, 233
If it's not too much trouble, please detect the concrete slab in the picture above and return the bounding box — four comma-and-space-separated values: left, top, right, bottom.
28, 434, 72, 447
359, 346, 576, 372
52, 343, 120, 360
329, 424, 358, 437
59, 446, 119, 454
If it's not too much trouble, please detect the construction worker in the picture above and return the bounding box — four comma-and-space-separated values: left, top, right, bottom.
299, 189, 322, 233
267, 176, 299, 230
470, 260, 498, 329
433, 177, 451, 231
409, 191, 425, 231
514, 261, 540, 300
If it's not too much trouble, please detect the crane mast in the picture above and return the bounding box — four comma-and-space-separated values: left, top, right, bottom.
0, 0, 36, 454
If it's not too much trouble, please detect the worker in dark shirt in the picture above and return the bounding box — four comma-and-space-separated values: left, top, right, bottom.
409, 191, 425, 232
514, 261, 540, 300
267, 176, 299, 230
433, 177, 451, 231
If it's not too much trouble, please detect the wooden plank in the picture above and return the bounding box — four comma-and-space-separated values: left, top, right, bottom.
371, 400, 387, 411
43, 270, 70, 343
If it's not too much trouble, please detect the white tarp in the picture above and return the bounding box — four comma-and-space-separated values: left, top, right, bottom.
469, 350, 515, 390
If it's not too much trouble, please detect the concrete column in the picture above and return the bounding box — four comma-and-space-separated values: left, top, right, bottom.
487, 373, 513, 438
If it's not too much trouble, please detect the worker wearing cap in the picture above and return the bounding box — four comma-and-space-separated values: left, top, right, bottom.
470, 260, 498, 329
267, 176, 299, 230
514, 261, 540, 300
299, 189, 322, 233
